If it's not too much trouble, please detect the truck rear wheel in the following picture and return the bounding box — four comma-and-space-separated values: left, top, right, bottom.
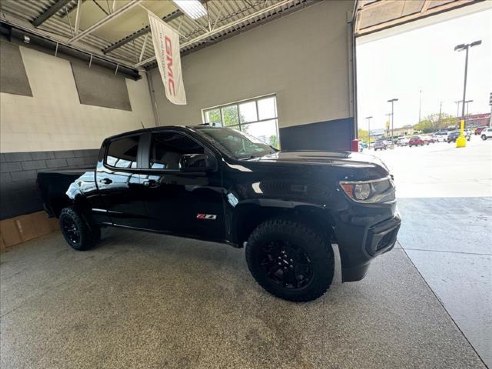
246, 219, 334, 302
59, 208, 97, 251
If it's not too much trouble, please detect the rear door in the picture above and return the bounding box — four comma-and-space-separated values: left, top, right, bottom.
95, 134, 149, 229
139, 130, 225, 242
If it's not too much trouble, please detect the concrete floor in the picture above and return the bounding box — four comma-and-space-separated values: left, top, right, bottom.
0, 229, 485, 369
1, 138, 490, 369
372, 137, 492, 367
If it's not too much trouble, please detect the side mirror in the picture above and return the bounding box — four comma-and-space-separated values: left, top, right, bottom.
179, 153, 215, 172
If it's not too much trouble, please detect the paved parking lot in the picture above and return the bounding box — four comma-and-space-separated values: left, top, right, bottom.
370, 136, 492, 367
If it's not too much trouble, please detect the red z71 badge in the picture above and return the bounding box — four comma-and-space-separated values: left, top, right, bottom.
196, 214, 217, 220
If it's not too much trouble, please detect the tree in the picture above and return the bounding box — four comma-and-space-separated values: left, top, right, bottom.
269, 135, 279, 149
414, 113, 456, 133
358, 128, 370, 143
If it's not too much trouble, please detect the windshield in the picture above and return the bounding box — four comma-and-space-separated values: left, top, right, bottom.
196, 127, 276, 159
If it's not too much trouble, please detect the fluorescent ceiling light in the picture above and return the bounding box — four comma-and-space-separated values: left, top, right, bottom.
173, 0, 207, 20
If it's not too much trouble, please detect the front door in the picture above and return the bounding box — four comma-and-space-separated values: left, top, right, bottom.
139, 131, 225, 242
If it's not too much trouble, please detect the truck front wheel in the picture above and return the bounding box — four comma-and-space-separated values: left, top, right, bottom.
246, 219, 334, 302
59, 208, 98, 251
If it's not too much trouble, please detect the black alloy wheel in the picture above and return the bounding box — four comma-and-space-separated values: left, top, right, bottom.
246, 219, 334, 302
59, 207, 97, 251
258, 240, 313, 289
61, 216, 81, 245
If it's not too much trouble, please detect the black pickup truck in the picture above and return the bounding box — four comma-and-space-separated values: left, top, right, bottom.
38, 126, 400, 302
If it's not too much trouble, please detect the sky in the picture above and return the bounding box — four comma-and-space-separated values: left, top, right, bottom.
356, 6, 492, 130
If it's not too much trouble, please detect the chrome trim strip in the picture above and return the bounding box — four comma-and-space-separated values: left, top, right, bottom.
91, 208, 108, 213
339, 176, 392, 185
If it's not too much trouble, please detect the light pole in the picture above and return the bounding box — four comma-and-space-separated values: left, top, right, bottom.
385, 113, 391, 137
465, 99, 473, 117
418, 89, 422, 123
438, 101, 443, 130
387, 98, 398, 145
455, 100, 461, 119
454, 40, 482, 148
365, 116, 373, 148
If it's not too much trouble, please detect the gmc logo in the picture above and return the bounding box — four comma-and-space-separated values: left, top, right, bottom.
164, 36, 175, 96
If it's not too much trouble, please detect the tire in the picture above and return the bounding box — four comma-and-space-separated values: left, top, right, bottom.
482, 135, 487, 141
245, 219, 334, 302
59, 208, 98, 251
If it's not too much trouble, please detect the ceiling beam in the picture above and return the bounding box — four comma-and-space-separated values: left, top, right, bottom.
102, 9, 182, 54
68, 0, 142, 44
32, 0, 72, 27
135, 0, 294, 68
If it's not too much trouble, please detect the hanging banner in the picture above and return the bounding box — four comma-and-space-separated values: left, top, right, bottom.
148, 11, 187, 105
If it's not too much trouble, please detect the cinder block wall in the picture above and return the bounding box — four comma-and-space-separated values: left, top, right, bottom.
0, 150, 99, 220
0, 36, 155, 246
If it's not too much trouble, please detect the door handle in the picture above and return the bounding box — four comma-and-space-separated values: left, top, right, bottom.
99, 178, 112, 185
143, 180, 159, 188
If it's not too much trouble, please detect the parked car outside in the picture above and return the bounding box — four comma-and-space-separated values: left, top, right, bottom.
421, 135, 434, 145
481, 127, 492, 140
447, 130, 471, 143
434, 131, 448, 142
396, 137, 409, 146
475, 127, 487, 135
447, 131, 460, 143
408, 136, 424, 147
373, 140, 388, 151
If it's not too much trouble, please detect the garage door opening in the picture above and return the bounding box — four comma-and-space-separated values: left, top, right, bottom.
355, 2, 492, 366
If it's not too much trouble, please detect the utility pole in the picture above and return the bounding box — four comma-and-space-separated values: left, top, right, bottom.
465, 99, 473, 117
365, 116, 373, 149
454, 40, 482, 148
418, 89, 422, 123
386, 113, 391, 137
455, 100, 461, 118
387, 98, 398, 146
438, 101, 443, 130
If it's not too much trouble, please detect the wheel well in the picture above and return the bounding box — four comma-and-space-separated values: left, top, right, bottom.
233, 204, 335, 247
50, 195, 90, 219
50, 197, 72, 218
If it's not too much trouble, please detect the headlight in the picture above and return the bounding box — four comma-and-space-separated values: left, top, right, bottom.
354, 183, 371, 200
340, 177, 395, 203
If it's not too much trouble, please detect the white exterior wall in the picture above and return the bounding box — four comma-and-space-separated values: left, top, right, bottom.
0, 46, 155, 153
150, 0, 354, 128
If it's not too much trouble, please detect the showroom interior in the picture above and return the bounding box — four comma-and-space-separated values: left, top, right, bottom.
0, 0, 490, 368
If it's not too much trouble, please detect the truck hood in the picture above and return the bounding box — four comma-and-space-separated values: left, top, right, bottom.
251, 151, 389, 170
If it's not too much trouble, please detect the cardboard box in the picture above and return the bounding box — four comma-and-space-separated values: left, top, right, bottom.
0, 211, 58, 249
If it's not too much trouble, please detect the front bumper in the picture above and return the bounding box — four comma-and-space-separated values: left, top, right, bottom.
365, 215, 401, 257
334, 211, 401, 282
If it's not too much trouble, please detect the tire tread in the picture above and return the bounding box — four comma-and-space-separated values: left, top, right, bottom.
246, 218, 334, 302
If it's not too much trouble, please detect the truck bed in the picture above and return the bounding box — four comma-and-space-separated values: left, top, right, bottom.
37, 168, 94, 217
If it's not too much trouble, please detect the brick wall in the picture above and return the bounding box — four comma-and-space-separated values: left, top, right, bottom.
0, 149, 99, 220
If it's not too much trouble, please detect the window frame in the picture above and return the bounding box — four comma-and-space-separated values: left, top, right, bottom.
201, 94, 279, 148
103, 133, 145, 171
141, 130, 213, 172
